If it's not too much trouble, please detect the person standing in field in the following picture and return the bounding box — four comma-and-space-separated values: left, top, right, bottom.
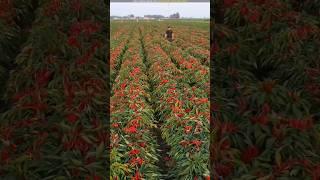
164, 26, 174, 42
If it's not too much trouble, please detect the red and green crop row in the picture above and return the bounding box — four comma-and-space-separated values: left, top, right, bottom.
110, 29, 160, 179
159, 39, 209, 91
142, 27, 210, 179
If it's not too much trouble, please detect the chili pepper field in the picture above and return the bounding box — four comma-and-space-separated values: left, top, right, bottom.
0, 0, 108, 179
213, 0, 320, 179
110, 20, 210, 179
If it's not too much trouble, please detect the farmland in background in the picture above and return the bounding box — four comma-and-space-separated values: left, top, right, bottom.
110, 20, 210, 179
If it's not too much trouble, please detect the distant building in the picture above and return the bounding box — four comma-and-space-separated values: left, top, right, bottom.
169, 12, 180, 19
144, 15, 165, 19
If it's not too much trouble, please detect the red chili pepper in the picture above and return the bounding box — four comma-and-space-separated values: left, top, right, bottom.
311, 164, 320, 179
288, 118, 313, 131
248, 9, 261, 23
124, 126, 137, 134
176, 113, 184, 118
73, 137, 90, 154
67, 36, 81, 48
139, 142, 146, 148
198, 98, 209, 104
262, 80, 275, 93
240, 6, 249, 16
221, 139, 231, 150
129, 149, 140, 156
184, 126, 192, 134
120, 82, 127, 89
295, 25, 313, 40
241, 146, 260, 163
164, 156, 171, 161
215, 162, 233, 177
35, 68, 52, 87
160, 79, 169, 85
190, 139, 202, 150
112, 123, 119, 128
129, 103, 138, 111
86, 175, 101, 180
77, 101, 88, 113
69, 22, 82, 36
93, 175, 101, 180
66, 113, 79, 123
129, 157, 144, 166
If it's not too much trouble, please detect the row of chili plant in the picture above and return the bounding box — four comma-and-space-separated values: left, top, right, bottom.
158, 38, 209, 92
110, 29, 161, 179
169, 29, 209, 66
110, 30, 132, 88
141, 28, 210, 179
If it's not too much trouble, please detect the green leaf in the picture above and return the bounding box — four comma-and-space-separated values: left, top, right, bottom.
96, 142, 105, 159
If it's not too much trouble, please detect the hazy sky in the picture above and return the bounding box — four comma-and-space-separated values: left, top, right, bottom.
110, 3, 210, 18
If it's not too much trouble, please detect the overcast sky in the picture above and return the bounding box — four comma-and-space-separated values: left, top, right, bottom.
110, 3, 210, 18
